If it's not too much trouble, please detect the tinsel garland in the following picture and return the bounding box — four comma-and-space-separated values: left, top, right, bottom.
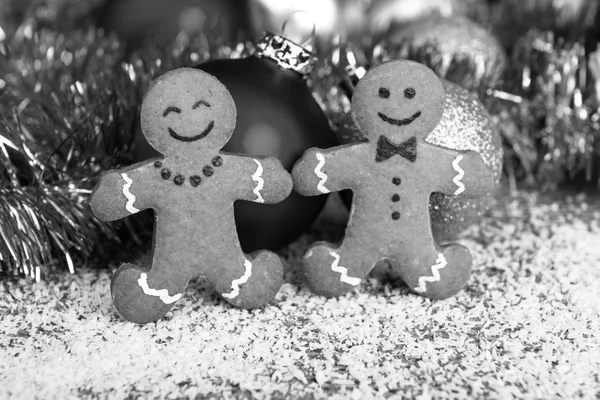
0, 28, 137, 279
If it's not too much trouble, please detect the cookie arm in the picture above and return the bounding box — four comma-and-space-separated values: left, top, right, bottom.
90, 160, 158, 221
292, 143, 368, 196
427, 147, 495, 198
221, 154, 293, 204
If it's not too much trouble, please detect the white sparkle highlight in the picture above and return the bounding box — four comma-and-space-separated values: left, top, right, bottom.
121, 173, 140, 214
315, 152, 330, 194
329, 251, 361, 286
222, 259, 253, 299
452, 155, 466, 196
137, 273, 182, 304
414, 253, 448, 294
251, 160, 265, 203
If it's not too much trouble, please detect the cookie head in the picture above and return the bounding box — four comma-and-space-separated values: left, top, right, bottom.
352, 60, 444, 141
140, 68, 236, 155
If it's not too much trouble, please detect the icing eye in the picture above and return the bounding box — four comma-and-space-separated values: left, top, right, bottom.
404, 88, 416, 99
193, 100, 211, 109
162, 106, 181, 117
379, 87, 390, 98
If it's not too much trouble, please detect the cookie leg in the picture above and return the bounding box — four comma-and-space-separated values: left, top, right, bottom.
302, 239, 375, 298
395, 241, 472, 300
111, 245, 192, 324
205, 250, 283, 310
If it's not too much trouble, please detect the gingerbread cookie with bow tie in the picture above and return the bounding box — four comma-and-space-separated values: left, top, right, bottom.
91, 68, 292, 323
292, 60, 494, 300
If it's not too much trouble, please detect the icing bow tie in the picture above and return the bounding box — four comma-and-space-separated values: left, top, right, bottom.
375, 135, 417, 163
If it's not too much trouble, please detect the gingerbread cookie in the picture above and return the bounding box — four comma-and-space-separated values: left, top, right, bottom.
292, 60, 494, 300
91, 68, 292, 324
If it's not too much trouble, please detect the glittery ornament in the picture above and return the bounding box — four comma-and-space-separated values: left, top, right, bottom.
427, 82, 503, 179
373, 15, 506, 94
427, 80, 503, 241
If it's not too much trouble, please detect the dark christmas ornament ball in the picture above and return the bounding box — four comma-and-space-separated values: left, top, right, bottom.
195, 33, 336, 252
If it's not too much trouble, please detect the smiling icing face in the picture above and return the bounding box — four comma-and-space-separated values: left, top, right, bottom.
352, 60, 445, 142
141, 68, 236, 156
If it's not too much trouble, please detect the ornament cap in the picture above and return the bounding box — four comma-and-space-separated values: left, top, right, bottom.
255, 31, 316, 76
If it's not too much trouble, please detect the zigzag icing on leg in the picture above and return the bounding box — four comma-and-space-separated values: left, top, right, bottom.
222, 259, 253, 299
137, 272, 182, 304
121, 173, 140, 214
414, 253, 448, 293
452, 155, 465, 196
315, 153, 330, 194
329, 251, 361, 286
251, 160, 265, 203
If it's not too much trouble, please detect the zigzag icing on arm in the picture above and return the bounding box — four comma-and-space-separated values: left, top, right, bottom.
414, 253, 448, 293
137, 273, 182, 304
315, 152, 330, 194
121, 173, 140, 214
222, 259, 253, 299
452, 155, 466, 196
329, 251, 361, 286
251, 160, 265, 203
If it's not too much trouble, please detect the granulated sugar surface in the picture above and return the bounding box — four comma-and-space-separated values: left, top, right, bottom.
1, 192, 599, 399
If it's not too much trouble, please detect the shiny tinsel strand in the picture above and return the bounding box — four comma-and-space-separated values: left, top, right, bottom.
308, 37, 367, 144
0, 27, 138, 279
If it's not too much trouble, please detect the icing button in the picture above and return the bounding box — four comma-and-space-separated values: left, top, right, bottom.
203, 166, 214, 177
392, 177, 401, 185
161, 168, 172, 180
391, 194, 400, 202
212, 156, 223, 167
173, 174, 185, 185
154, 161, 162, 168
391, 211, 401, 220
190, 175, 202, 187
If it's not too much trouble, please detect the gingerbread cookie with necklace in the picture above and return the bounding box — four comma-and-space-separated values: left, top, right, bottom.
91, 68, 292, 324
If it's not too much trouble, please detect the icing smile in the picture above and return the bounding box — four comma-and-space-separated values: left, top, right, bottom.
378, 111, 422, 126
168, 121, 215, 142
